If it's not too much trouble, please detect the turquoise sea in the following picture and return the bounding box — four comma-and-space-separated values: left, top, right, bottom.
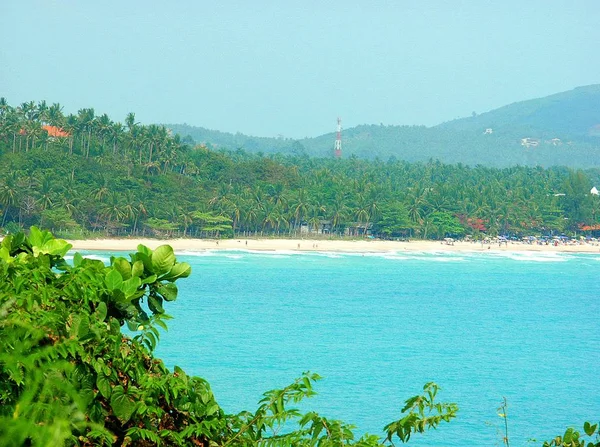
78, 248, 600, 446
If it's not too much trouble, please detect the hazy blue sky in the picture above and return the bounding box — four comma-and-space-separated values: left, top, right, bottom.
2, 1, 598, 138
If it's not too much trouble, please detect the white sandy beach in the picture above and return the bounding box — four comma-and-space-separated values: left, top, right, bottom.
67, 237, 600, 254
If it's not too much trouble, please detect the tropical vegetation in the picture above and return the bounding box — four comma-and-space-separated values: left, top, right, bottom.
2, 99, 600, 242
168, 85, 600, 167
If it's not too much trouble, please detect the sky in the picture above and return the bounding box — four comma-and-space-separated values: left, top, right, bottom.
1, 1, 599, 139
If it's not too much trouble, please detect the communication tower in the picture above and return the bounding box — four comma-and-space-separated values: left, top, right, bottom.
334, 117, 342, 158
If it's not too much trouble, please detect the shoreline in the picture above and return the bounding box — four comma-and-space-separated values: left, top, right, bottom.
67, 237, 600, 254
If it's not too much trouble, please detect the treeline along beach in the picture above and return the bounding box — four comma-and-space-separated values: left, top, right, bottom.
2, 99, 600, 242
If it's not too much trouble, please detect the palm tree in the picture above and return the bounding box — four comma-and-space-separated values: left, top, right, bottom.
2, 107, 20, 153
47, 103, 64, 126
327, 197, 348, 235
307, 202, 326, 234
0, 98, 10, 145
96, 113, 112, 153
99, 192, 126, 235
406, 185, 427, 228
110, 122, 124, 155
20, 101, 40, 151
131, 197, 148, 235
290, 188, 310, 235
37, 100, 48, 124
148, 125, 168, 163
77, 108, 95, 158
36, 175, 55, 227
354, 194, 370, 237
0, 172, 20, 226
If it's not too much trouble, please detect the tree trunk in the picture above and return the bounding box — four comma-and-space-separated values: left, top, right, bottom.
86, 128, 92, 158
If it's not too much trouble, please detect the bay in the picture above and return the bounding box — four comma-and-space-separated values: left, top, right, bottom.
79, 249, 600, 446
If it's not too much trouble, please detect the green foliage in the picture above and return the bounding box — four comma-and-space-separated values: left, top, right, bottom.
383, 382, 458, 443
0, 228, 461, 446
429, 211, 465, 239
543, 422, 600, 447
0, 228, 219, 446
373, 201, 412, 238
224, 374, 458, 447
3, 97, 600, 242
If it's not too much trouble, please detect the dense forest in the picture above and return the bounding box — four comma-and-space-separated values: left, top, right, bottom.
2, 98, 600, 241
167, 85, 600, 168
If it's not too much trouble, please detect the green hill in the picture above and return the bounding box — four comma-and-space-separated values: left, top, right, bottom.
437, 84, 600, 138
166, 85, 600, 168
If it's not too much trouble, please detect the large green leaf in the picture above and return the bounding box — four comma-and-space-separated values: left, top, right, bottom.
105, 269, 123, 291
0, 247, 10, 263
77, 314, 90, 339
110, 385, 136, 423
140, 274, 157, 285
136, 252, 153, 273
112, 257, 132, 280
148, 295, 164, 314
583, 421, 597, 436
73, 252, 84, 267
163, 261, 192, 281
131, 260, 144, 278
96, 374, 112, 399
151, 245, 176, 275
157, 283, 178, 301
41, 239, 73, 256
1, 234, 13, 251
30, 234, 73, 257
28, 226, 45, 247
95, 301, 108, 321
136, 244, 153, 257
122, 277, 141, 298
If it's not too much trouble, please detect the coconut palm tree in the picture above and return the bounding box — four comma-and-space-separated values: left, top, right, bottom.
77, 108, 95, 158
0, 172, 20, 226
99, 192, 126, 235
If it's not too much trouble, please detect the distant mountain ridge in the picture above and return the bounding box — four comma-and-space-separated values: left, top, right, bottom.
165, 84, 600, 168
437, 84, 600, 138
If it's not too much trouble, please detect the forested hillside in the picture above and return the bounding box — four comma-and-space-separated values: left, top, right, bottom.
168, 85, 600, 168
438, 84, 600, 137
2, 98, 600, 240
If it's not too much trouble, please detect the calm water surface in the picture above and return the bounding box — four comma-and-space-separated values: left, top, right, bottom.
79, 248, 600, 446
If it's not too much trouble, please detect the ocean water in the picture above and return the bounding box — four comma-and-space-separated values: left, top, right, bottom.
76, 248, 600, 446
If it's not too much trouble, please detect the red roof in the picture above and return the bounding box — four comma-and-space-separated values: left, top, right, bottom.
579, 224, 600, 231
43, 125, 70, 137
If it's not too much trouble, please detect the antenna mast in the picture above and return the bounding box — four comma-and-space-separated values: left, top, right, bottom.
334, 117, 342, 158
